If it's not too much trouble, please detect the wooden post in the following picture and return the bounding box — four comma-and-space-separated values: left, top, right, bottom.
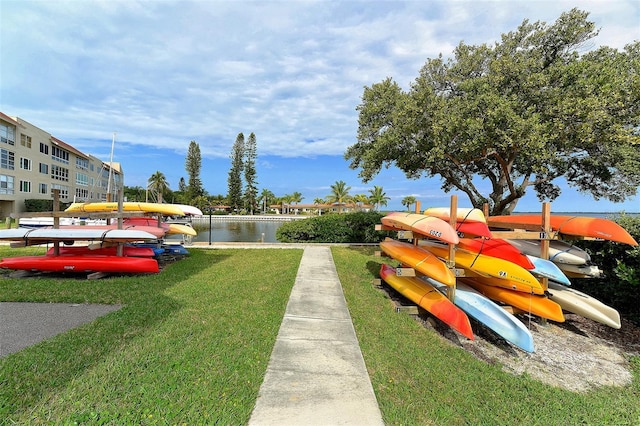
117, 188, 124, 257
52, 189, 60, 256
447, 195, 457, 301
539, 202, 551, 326
415, 200, 421, 214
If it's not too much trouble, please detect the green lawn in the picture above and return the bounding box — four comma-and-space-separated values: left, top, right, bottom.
332, 246, 640, 426
0, 247, 302, 424
1, 245, 638, 425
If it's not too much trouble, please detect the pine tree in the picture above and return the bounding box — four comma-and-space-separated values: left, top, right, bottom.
185, 140, 205, 200
243, 132, 258, 214
227, 133, 245, 212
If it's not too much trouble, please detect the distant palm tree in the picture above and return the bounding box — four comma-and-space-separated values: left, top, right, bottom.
291, 191, 303, 204
313, 197, 325, 205
369, 185, 390, 211
147, 171, 169, 204
326, 180, 353, 213
259, 189, 275, 213
402, 195, 417, 212
353, 194, 369, 211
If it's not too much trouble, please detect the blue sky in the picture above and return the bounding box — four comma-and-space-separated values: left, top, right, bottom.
1, 0, 638, 213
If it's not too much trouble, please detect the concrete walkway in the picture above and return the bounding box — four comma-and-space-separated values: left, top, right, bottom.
248, 246, 384, 425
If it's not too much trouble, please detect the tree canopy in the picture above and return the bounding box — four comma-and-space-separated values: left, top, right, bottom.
185, 140, 205, 200
345, 9, 640, 215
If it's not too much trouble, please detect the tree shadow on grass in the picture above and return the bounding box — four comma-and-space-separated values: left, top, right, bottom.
0, 248, 232, 419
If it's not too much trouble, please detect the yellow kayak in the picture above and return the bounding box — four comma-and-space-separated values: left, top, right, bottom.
419, 241, 544, 294
66, 202, 185, 216
167, 223, 197, 236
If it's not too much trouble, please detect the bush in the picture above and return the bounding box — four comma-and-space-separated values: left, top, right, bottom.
572, 214, 640, 325
275, 211, 394, 243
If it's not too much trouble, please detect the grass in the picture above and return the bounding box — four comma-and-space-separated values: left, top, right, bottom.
1, 245, 639, 425
0, 246, 303, 424
331, 246, 640, 426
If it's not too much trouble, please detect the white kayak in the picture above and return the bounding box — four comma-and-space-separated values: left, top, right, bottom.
507, 239, 591, 265
546, 282, 620, 329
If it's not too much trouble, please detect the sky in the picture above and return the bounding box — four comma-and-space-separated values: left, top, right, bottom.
1, 0, 639, 213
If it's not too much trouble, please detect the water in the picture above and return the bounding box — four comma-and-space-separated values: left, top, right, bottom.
189, 220, 285, 243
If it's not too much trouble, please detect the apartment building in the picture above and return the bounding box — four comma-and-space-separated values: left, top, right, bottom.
0, 112, 123, 218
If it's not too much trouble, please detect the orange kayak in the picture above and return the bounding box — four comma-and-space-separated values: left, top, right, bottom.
380, 264, 474, 340
379, 238, 456, 286
462, 277, 565, 322
381, 212, 459, 244
487, 215, 637, 246
423, 207, 492, 238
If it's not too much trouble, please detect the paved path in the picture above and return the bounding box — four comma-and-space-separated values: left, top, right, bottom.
248, 245, 384, 425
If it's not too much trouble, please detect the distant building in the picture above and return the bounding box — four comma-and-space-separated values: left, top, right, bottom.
270, 203, 374, 215
0, 112, 123, 217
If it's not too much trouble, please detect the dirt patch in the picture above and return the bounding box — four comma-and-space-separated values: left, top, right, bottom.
458, 314, 639, 392
385, 285, 639, 393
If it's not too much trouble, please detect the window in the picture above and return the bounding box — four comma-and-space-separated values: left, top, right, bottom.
20, 134, 32, 148
39, 163, 49, 174
40, 143, 49, 155
39, 183, 47, 194
76, 172, 89, 186
0, 174, 14, 194
51, 164, 69, 181
51, 184, 69, 199
75, 188, 89, 199
19, 180, 31, 193
0, 148, 15, 170
20, 157, 32, 171
51, 145, 69, 164
0, 123, 15, 145
76, 157, 89, 170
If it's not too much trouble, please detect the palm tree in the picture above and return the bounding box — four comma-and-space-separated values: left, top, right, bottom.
401, 195, 417, 212
326, 180, 353, 213
147, 171, 170, 204
259, 189, 275, 213
368, 185, 390, 211
353, 194, 369, 211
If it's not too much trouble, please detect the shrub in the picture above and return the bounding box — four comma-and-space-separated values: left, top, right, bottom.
275, 211, 394, 243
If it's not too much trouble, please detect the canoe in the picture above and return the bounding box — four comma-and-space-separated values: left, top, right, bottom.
379, 264, 474, 340
546, 282, 621, 329
174, 204, 203, 216
379, 238, 456, 286
423, 207, 493, 238
457, 238, 534, 270
419, 241, 544, 294
381, 212, 459, 244
461, 278, 565, 322
488, 215, 637, 246
506, 239, 591, 265
0, 228, 159, 243
557, 263, 603, 279
526, 255, 572, 286
65, 202, 186, 216
426, 278, 535, 352
46, 246, 156, 258
0, 255, 159, 274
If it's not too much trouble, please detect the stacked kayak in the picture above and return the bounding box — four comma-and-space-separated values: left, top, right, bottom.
378, 208, 635, 352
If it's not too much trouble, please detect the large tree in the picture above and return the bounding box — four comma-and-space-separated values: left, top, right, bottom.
185, 141, 205, 200
227, 133, 245, 212
243, 132, 258, 214
345, 9, 640, 215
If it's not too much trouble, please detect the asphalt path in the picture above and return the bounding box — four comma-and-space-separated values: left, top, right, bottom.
0, 302, 122, 357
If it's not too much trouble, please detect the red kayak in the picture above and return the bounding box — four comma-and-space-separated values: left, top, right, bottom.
457, 238, 535, 270
46, 246, 156, 258
0, 255, 159, 274
380, 264, 474, 340
488, 215, 637, 246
